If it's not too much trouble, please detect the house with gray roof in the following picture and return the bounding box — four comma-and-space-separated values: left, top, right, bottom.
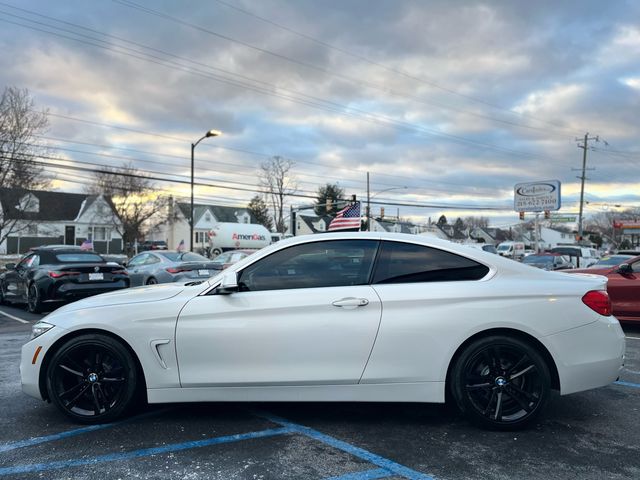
0, 188, 123, 254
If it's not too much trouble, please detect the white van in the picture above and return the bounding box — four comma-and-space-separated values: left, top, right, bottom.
496, 241, 525, 259
549, 246, 599, 268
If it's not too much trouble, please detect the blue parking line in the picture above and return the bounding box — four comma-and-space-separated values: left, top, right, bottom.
615, 380, 640, 389
324, 468, 392, 480
0, 408, 168, 454
0, 426, 294, 476
258, 412, 434, 480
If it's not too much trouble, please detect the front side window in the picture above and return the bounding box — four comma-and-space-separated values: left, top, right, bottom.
238, 240, 378, 291
372, 241, 489, 284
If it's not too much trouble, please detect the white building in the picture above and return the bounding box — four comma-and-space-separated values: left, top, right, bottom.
0, 188, 123, 254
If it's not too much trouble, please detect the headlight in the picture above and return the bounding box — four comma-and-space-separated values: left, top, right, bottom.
31, 321, 54, 340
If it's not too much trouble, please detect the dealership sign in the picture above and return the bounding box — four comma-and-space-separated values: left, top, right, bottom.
514, 180, 561, 212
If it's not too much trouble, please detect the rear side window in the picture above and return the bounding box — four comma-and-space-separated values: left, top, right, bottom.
55, 253, 104, 263
372, 241, 489, 284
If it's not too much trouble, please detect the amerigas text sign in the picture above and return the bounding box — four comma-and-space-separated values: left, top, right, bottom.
514, 180, 561, 212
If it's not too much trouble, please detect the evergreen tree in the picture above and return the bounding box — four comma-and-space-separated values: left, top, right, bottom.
314, 183, 345, 216
247, 195, 273, 231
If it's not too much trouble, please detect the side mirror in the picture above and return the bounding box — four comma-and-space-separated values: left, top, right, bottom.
617, 263, 633, 275
4, 263, 15, 270
215, 271, 239, 295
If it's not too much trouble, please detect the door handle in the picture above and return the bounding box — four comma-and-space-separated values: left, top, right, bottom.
332, 297, 369, 308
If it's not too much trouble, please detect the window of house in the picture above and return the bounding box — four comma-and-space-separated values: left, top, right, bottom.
92, 227, 108, 241
372, 241, 490, 284
238, 240, 379, 291
195, 231, 208, 243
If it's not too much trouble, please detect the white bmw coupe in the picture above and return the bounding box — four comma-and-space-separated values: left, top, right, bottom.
21, 233, 625, 430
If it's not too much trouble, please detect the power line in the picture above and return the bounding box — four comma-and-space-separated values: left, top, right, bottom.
209, 0, 582, 137
2, 154, 512, 211
113, 0, 578, 138
0, 6, 576, 165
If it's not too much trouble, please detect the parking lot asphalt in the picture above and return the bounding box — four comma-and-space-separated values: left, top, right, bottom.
1, 305, 639, 480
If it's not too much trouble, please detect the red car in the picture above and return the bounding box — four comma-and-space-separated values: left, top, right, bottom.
567, 255, 640, 323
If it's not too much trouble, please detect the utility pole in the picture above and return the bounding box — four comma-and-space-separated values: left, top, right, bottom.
366, 171, 371, 231
575, 133, 598, 243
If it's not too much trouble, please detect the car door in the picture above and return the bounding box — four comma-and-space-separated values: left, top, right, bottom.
4, 254, 36, 302
175, 239, 382, 387
607, 258, 640, 321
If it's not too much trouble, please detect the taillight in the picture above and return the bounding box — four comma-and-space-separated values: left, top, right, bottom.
166, 267, 188, 274
582, 290, 611, 316
111, 269, 128, 275
48, 271, 80, 278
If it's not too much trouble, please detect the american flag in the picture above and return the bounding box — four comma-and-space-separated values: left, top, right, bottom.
80, 237, 93, 250
328, 201, 361, 231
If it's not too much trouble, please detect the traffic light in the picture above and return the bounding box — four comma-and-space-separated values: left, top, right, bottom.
544, 210, 550, 219
519, 211, 525, 221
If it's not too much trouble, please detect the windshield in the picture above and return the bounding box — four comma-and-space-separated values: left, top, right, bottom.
523, 256, 553, 266
592, 255, 633, 267
159, 252, 209, 262
55, 253, 104, 263
497, 245, 511, 251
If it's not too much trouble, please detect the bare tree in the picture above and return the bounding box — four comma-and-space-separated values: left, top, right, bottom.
0, 86, 51, 249
259, 156, 297, 233
464, 216, 489, 228
86, 162, 169, 253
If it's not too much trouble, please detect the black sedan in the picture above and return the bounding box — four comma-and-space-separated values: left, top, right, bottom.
0, 247, 129, 313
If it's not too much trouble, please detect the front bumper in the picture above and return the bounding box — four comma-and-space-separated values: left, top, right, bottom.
20, 326, 66, 400
544, 315, 625, 395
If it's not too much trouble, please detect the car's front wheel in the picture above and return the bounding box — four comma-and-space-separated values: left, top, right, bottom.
450, 335, 551, 430
46, 334, 139, 424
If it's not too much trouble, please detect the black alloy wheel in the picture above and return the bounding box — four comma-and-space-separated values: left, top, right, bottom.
27, 283, 43, 314
46, 334, 138, 423
451, 335, 551, 430
146, 277, 158, 285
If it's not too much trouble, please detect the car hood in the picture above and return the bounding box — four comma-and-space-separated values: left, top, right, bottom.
49, 283, 197, 314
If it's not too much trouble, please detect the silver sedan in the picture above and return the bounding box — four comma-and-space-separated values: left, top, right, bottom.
126, 251, 219, 286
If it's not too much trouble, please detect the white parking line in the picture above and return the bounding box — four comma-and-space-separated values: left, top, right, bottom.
0, 309, 29, 324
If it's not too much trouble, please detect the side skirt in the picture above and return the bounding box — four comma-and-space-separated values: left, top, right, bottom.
147, 382, 445, 404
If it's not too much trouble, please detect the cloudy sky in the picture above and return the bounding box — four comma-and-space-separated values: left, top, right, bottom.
1, 0, 639, 226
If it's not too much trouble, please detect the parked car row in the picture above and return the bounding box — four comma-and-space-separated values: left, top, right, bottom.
0, 246, 255, 313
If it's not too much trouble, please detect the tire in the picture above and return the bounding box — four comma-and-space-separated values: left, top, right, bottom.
211, 248, 222, 257
450, 335, 550, 430
145, 277, 158, 285
46, 334, 139, 424
27, 283, 44, 314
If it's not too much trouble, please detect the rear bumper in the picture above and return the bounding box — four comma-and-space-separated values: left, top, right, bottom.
544, 316, 625, 395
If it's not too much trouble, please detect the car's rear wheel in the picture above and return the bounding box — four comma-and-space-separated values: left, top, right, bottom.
450, 335, 550, 430
27, 283, 43, 314
46, 334, 138, 424
146, 277, 158, 285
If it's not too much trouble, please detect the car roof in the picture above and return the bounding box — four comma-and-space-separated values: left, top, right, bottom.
31, 247, 97, 254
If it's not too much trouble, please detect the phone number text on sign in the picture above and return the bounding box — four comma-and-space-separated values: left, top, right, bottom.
514, 180, 561, 212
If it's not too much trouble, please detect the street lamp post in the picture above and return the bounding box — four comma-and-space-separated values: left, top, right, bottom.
191, 129, 221, 251
367, 186, 408, 231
